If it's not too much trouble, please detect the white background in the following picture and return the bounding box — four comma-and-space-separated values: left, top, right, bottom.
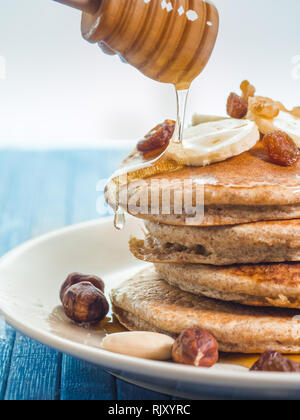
0, 0, 299, 147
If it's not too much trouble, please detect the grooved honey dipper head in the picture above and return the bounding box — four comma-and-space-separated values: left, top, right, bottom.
54, 0, 101, 14
81, 0, 219, 90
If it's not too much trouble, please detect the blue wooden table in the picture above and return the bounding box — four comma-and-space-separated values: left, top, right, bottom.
0, 148, 174, 400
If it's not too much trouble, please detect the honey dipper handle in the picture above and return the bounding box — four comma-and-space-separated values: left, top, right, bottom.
53, 0, 102, 14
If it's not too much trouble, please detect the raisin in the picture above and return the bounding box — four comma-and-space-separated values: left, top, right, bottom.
250, 351, 300, 373
291, 107, 300, 118
137, 120, 175, 156
226, 93, 248, 119
276, 101, 288, 112
263, 131, 299, 167
240, 80, 256, 100
249, 96, 280, 119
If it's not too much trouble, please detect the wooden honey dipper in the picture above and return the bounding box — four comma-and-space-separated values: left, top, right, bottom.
54, 0, 219, 91
54, 0, 102, 14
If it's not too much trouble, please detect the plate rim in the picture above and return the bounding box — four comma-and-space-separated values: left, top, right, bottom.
1, 217, 300, 392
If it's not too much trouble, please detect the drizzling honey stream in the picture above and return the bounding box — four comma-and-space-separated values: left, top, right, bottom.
81, 0, 219, 229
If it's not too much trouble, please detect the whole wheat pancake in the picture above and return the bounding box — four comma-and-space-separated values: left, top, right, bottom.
105, 143, 300, 226
111, 267, 300, 353
154, 262, 300, 309
130, 219, 300, 265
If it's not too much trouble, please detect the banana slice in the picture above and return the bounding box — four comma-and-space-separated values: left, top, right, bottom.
165, 118, 259, 167
192, 114, 228, 126
248, 111, 300, 146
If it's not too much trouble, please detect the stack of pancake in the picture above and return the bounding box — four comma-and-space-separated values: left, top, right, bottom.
108, 142, 300, 354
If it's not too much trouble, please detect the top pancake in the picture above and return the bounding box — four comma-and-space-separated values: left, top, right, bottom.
106, 143, 300, 226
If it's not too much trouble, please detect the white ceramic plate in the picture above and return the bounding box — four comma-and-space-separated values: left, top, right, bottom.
0, 217, 300, 400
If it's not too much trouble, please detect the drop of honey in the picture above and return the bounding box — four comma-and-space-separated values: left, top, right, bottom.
174, 88, 190, 144
114, 206, 126, 230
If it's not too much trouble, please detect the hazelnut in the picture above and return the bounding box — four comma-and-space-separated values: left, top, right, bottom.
62, 282, 109, 324
172, 328, 219, 368
60, 273, 104, 303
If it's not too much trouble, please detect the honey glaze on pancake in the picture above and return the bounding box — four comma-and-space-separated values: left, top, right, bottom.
108, 141, 300, 223
116, 142, 300, 188
109, 141, 300, 210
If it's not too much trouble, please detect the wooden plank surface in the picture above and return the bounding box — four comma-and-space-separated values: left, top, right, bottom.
60, 358, 117, 400
0, 149, 170, 400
